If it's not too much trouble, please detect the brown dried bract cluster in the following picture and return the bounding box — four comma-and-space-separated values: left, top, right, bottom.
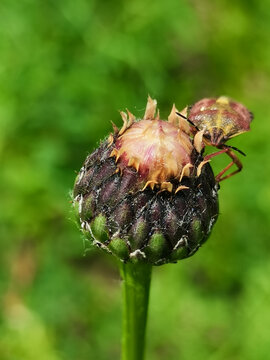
108, 96, 209, 193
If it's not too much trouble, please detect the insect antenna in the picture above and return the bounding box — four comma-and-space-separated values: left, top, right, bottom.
176, 112, 199, 131
225, 145, 246, 156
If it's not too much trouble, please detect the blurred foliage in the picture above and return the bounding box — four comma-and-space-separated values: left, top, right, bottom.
0, 0, 270, 359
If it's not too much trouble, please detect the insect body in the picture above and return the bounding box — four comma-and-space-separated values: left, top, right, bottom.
177, 96, 253, 182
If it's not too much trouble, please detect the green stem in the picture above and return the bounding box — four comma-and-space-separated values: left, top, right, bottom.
119, 261, 152, 360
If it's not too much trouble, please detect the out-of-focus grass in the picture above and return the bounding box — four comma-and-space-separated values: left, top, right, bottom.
0, 0, 270, 359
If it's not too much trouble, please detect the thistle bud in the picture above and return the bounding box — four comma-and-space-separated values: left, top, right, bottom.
73, 97, 219, 265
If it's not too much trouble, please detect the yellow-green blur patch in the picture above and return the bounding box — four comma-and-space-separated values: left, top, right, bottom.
71, 200, 81, 224
145, 233, 169, 263
108, 238, 129, 260
170, 246, 188, 261
130, 220, 148, 250
81, 194, 94, 220
191, 219, 203, 243
90, 214, 109, 243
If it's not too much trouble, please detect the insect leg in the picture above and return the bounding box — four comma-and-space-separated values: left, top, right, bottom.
203, 148, 243, 182
216, 149, 243, 182
215, 160, 234, 181
203, 148, 228, 161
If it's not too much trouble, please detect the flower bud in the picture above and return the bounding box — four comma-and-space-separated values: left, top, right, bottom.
73, 97, 219, 265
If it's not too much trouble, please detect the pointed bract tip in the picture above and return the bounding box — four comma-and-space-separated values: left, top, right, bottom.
119, 111, 128, 135
197, 160, 210, 177
144, 95, 157, 120
168, 104, 179, 125
126, 109, 136, 126
176, 106, 191, 134
160, 181, 173, 192
175, 185, 189, 194
216, 96, 230, 105
111, 121, 119, 134
107, 133, 114, 147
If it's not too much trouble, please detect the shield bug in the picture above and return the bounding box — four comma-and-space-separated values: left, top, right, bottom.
176, 96, 253, 182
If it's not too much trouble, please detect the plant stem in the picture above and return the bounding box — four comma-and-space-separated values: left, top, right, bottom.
119, 261, 152, 360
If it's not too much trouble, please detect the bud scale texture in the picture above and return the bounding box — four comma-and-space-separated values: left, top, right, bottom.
73, 98, 219, 265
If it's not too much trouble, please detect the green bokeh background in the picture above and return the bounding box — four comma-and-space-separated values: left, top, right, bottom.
1, 0, 270, 359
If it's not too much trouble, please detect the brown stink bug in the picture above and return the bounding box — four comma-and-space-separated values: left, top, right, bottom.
176, 96, 253, 182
